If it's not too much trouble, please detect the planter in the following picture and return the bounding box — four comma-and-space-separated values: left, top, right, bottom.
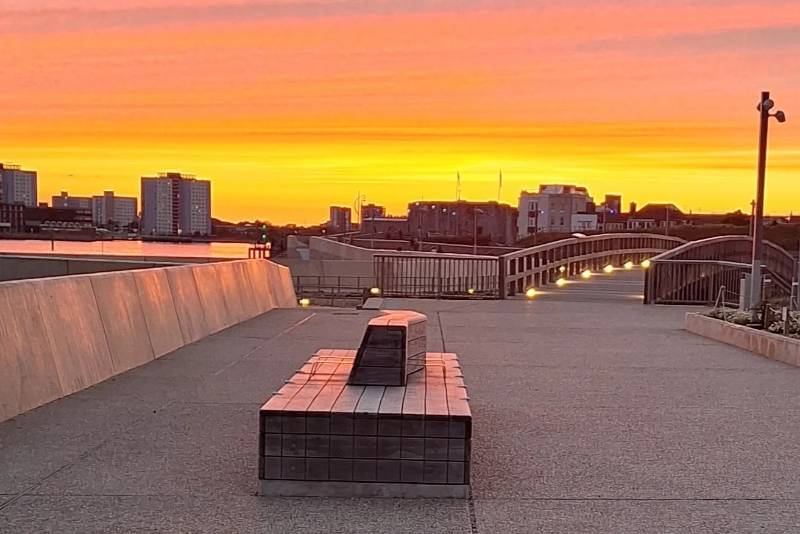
686, 313, 800, 367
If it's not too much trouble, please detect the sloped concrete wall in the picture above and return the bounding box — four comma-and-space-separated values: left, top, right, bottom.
0, 282, 63, 420
0, 259, 296, 422
167, 265, 211, 344
90, 272, 156, 374
133, 268, 184, 358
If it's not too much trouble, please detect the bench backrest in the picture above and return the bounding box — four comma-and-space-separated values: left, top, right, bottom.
347, 310, 427, 386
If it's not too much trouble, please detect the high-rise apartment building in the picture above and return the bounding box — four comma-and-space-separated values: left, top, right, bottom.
329, 206, 352, 233
0, 163, 38, 207
517, 184, 593, 237
141, 172, 211, 236
93, 191, 137, 228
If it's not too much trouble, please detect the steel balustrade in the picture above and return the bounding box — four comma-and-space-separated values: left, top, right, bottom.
643, 235, 796, 305
500, 233, 685, 298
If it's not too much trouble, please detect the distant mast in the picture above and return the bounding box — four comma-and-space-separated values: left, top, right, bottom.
456, 171, 461, 201
497, 169, 503, 201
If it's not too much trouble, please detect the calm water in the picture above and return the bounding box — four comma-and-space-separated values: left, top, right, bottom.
0, 239, 258, 259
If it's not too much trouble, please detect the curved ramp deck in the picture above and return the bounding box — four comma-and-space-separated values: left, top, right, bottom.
2, 272, 800, 532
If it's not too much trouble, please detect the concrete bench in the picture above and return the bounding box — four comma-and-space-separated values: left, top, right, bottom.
258, 311, 472, 498
348, 310, 426, 386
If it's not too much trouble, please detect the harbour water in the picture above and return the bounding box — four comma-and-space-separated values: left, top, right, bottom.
0, 239, 255, 259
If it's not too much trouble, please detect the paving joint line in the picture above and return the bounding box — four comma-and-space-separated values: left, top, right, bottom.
470, 496, 799, 502
466, 487, 480, 533
210, 312, 317, 377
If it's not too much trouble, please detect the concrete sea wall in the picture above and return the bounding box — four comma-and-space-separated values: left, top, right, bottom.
0, 259, 296, 422
686, 312, 800, 367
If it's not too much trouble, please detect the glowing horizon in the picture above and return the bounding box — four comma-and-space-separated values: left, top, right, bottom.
1, 1, 798, 225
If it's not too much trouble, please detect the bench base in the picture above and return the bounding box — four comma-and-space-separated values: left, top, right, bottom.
259, 479, 469, 498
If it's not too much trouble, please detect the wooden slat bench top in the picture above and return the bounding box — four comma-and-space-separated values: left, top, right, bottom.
260, 351, 466, 419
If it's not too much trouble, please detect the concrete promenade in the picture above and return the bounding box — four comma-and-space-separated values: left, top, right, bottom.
3, 270, 800, 532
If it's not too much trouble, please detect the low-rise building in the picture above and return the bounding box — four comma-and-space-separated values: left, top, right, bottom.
360, 204, 386, 221
359, 216, 409, 240
571, 213, 598, 232
408, 200, 518, 245
52, 191, 92, 211
23, 206, 94, 233
627, 203, 685, 230
0, 203, 25, 233
517, 184, 593, 237
93, 191, 137, 228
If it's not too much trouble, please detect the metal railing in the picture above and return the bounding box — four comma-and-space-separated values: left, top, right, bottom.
499, 233, 685, 297
294, 275, 373, 299
644, 259, 750, 305
370, 233, 683, 299
374, 255, 499, 298
644, 235, 796, 305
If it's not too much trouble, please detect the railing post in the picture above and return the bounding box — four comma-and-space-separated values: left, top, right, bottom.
498, 256, 507, 299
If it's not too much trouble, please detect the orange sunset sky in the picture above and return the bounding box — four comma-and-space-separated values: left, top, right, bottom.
1, 0, 798, 225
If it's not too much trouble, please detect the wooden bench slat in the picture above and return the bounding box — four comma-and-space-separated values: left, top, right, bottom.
424, 362, 450, 417
401, 366, 426, 416
355, 385, 386, 414
378, 386, 406, 414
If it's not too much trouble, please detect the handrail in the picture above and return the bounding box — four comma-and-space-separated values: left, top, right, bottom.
500, 232, 684, 297
645, 236, 795, 305
502, 232, 685, 261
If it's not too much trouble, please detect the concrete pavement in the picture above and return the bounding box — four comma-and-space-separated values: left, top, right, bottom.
3, 270, 800, 532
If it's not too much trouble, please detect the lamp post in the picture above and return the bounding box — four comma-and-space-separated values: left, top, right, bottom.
749, 91, 786, 317
473, 208, 485, 255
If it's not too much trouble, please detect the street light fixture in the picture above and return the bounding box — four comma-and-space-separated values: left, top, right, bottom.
749, 91, 787, 317
473, 207, 485, 255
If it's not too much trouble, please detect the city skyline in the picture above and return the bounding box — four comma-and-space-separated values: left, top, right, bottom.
3, 159, 800, 226
1, 0, 798, 224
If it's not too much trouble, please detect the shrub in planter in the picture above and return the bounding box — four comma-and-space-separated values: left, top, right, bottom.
706, 309, 752, 325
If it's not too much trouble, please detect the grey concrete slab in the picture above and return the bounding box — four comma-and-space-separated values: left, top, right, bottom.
469, 403, 800, 500
0, 495, 470, 534
473, 498, 800, 534
0, 395, 162, 496
5, 271, 800, 532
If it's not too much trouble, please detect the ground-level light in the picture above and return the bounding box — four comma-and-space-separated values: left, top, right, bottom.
299, 298, 311, 307
624, 261, 634, 270
525, 287, 537, 299
559, 265, 566, 273
556, 278, 567, 287
370, 287, 381, 296
603, 264, 614, 273
641, 259, 651, 269
581, 269, 592, 279
467, 288, 475, 295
